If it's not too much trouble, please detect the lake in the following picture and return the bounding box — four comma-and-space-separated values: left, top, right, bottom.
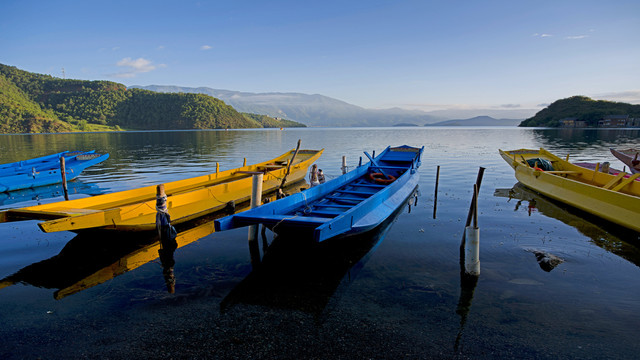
0, 127, 639, 359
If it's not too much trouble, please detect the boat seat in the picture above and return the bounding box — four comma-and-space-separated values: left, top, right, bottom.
602, 172, 627, 190
611, 173, 640, 192
336, 189, 375, 196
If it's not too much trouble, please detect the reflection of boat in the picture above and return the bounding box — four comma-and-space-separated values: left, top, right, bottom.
499, 148, 640, 233
494, 182, 640, 267
611, 148, 640, 174
220, 199, 408, 315
0, 180, 105, 208
0, 147, 323, 232
0, 183, 308, 299
0, 151, 109, 192
215, 145, 423, 242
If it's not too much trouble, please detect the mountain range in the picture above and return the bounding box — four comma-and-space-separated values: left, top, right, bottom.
132, 85, 531, 127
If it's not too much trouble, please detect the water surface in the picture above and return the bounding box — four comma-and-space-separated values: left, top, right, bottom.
0, 127, 638, 359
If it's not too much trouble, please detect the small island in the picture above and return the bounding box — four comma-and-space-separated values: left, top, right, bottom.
519, 96, 640, 128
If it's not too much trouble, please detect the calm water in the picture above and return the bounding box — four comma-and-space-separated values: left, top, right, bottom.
0, 127, 639, 359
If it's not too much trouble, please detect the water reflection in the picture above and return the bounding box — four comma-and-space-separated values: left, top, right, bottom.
0, 179, 105, 209
220, 201, 408, 317
494, 182, 640, 267
532, 128, 640, 159
0, 181, 309, 299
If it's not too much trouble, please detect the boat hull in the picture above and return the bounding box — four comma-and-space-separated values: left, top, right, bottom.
216, 145, 423, 242
500, 148, 640, 233
0, 149, 323, 232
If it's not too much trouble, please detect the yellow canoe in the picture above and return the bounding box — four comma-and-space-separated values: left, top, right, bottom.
0, 148, 323, 232
499, 148, 640, 233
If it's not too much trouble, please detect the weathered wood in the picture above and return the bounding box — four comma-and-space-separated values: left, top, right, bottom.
60, 157, 69, 201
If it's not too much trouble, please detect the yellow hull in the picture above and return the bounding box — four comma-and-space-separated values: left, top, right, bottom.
499, 148, 640, 233
0, 149, 323, 232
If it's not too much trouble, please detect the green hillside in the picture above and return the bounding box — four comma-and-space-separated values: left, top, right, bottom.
520, 96, 640, 127
0, 64, 305, 133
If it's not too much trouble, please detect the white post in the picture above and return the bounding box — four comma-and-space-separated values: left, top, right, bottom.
341, 156, 347, 174
464, 226, 480, 276
464, 184, 480, 275
248, 173, 263, 242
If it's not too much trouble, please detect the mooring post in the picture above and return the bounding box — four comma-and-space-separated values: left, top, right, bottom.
248, 173, 264, 242
341, 156, 347, 174
216, 162, 219, 173
309, 164, 320, 187
60, 156, 69, 201
433, 165, 440, 219
464, 184, 480, 276
359, 156, 362, 167
156, 184, 177, 293
248, 173, 264, 266
243, 157, 247, 167
465, 167, 485, 227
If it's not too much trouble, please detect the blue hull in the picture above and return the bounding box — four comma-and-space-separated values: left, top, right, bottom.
0, 152, 109, 192
215, 145, 423, 242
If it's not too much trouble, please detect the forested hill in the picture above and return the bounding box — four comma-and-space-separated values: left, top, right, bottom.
0, 64, 304, 133
519, 96, 640, 127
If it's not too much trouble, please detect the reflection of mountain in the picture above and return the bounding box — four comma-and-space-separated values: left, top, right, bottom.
221, 202, 408, 315
0, 179, 105, 208
494, 182, 640, 267
532, 128, 640, 150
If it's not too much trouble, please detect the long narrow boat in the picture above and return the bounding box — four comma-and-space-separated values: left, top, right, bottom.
610, 148, 640, 174
0, 148, 323, 232
0, 152, 109, 192
215, 145, 423, 242
0, 151, 72, 174
499, 148, 640, 233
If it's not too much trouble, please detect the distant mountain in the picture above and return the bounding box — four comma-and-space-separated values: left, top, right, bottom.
133, 85, 445, 127
427, 116, 522, 126
0, 64, 304, 133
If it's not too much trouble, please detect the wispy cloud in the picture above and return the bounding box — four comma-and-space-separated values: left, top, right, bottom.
532, 33, 553, 38
565, 35, 588, 40
157, 45, 165, 50
592, 90, 640, 104
499, 104, 521, 109
112, 57, 164, 78
200, 45, 212, 50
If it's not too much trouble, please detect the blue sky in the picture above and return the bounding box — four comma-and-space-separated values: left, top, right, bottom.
1, 0, 639, 115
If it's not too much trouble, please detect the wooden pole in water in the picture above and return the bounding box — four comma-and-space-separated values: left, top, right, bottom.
248, 173, 263, 265
341, 156, 347, 174
465, 167, 485, 227
433, 165, 440, 219
248, 173, 264, 242
278, 139, 301, 197
60, 157, 69, 201
243, 158, 247, 167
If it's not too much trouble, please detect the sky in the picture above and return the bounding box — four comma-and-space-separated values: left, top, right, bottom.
1, 0, 639, 116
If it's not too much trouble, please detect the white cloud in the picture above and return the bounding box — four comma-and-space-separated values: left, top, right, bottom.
200, 45, 212, 50
157, 45, 165, 50
533, 33, 553, 38
112, 57, 163, 78
565, 35, 588, 40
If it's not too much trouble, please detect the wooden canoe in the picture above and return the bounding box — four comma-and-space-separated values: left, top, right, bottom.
499, 148, 640, 233
215, 145, 423, 242
610, 148, 640, 174
0, 151, 109, 192
0, 148, 323, 232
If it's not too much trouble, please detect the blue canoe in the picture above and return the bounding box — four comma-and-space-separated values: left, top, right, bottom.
0, 152, 109, 192
215, 145, 423, 242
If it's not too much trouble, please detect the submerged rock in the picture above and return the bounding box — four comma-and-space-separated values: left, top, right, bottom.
526, 249, 564, 272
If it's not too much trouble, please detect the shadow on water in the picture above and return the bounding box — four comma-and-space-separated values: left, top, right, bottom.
494, 182, 640, 267
220, 193, 414, 318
